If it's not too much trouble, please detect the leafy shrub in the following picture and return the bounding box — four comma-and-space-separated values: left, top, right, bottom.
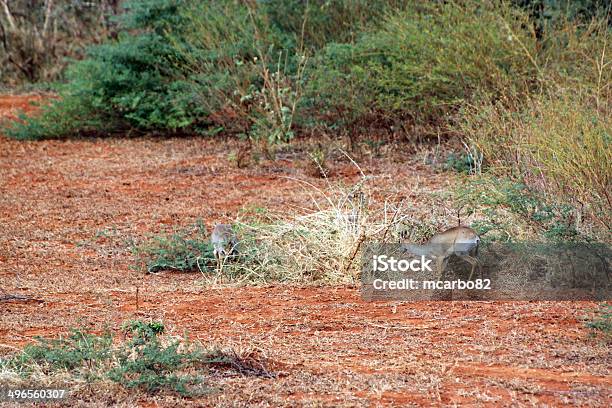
2, 0, 201, 139
3, 0, 608, 146
454, 177, 596, 242
445, 152, 476, 174
124, 320, 166, 341
306, 1, 537, 134
176, 0, 317, 144
109, 321, 205, 395
0, 320, 277, 396
461, 91, 610, 235
457, 15, 611, 234
131, 220, 215, 273
11, 329, 113, 378
3, 0, 412, 140
263, 0, 412, 51
2, 88, 111, 140
1, 321, 244, 396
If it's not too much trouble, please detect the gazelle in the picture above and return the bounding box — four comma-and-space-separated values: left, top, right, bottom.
402, 226, 481, 280
211, 224, 239, 271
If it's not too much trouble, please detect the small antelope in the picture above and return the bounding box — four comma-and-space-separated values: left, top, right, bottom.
402, 226, 481, 280
211, 224, 238, 270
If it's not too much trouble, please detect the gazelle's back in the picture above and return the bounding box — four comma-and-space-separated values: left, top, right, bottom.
429, 226, 479, 254
404, 226, 479, 257
402, 226, 481, 280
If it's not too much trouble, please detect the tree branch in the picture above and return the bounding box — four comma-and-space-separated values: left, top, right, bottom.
0, 18, 9, 52
42, 0, 54, 40
0, 0, 15, 31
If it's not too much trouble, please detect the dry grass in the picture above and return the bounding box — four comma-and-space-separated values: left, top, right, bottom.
459, 18, 611, 236
1, 132, 610, 406
210, 164, 457, 284
0, 325, 276, 401
462, 91, 611, 236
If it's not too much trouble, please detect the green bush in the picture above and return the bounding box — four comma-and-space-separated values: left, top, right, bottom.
457, 15, 611, 239
460, 92, 611, 236
3, 87, 110, 140
131, 220, 215, 273
13, 329, 113, 376
108, 321, 205, 395
3, 0, 412, 140
306, 1, 537, 134
1, 320, 275, 396
2, 0, 608, 144
263, 0, 412, 51
174, 0, 279, 138
3, 0, 200, 139
445, 152, 476, 174
176, 0, 410, 142
454, 177, 594, 242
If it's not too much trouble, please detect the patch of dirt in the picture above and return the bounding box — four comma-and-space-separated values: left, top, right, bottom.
0, 95, 610, 407
0, 94, 47, 121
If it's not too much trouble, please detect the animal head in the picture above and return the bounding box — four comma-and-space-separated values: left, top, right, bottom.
211, 223, 239, 257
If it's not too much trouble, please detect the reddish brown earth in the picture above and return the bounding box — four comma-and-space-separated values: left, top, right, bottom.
0, 94, 46, 121
0, 95, 610, 407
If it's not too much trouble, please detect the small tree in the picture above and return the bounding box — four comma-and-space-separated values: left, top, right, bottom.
0, 0, 119, 84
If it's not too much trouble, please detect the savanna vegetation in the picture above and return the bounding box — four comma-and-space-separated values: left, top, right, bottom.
0, 2, 610, 402
1, 0, 610, 243
0, 0, 121, 86
1, 320, 275, 397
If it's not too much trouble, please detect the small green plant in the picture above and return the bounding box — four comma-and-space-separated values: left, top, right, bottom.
0, 321, 269, 397
109, 321, 205, 396
444, 152, 475, 174
10, 329, 113, 379
306, 0, 536, 135
454, 177, 596, 242
133, 220, 280, 282
132, 220, 215, 273
585, 303, 612, 341
123, 320, 166, 342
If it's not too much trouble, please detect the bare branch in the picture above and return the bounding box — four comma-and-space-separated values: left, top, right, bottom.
0, 17, 9, 52
42, 0, 54, 40
0, 0, 15, 30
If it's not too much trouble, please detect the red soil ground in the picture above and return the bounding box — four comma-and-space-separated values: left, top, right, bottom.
0, 95, 610, 406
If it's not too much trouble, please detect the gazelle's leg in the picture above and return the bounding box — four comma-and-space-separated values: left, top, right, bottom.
442, 257, 449, 280
214, 249, 221, 273
460, 255, 479, 281
436, 257, 449, 281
